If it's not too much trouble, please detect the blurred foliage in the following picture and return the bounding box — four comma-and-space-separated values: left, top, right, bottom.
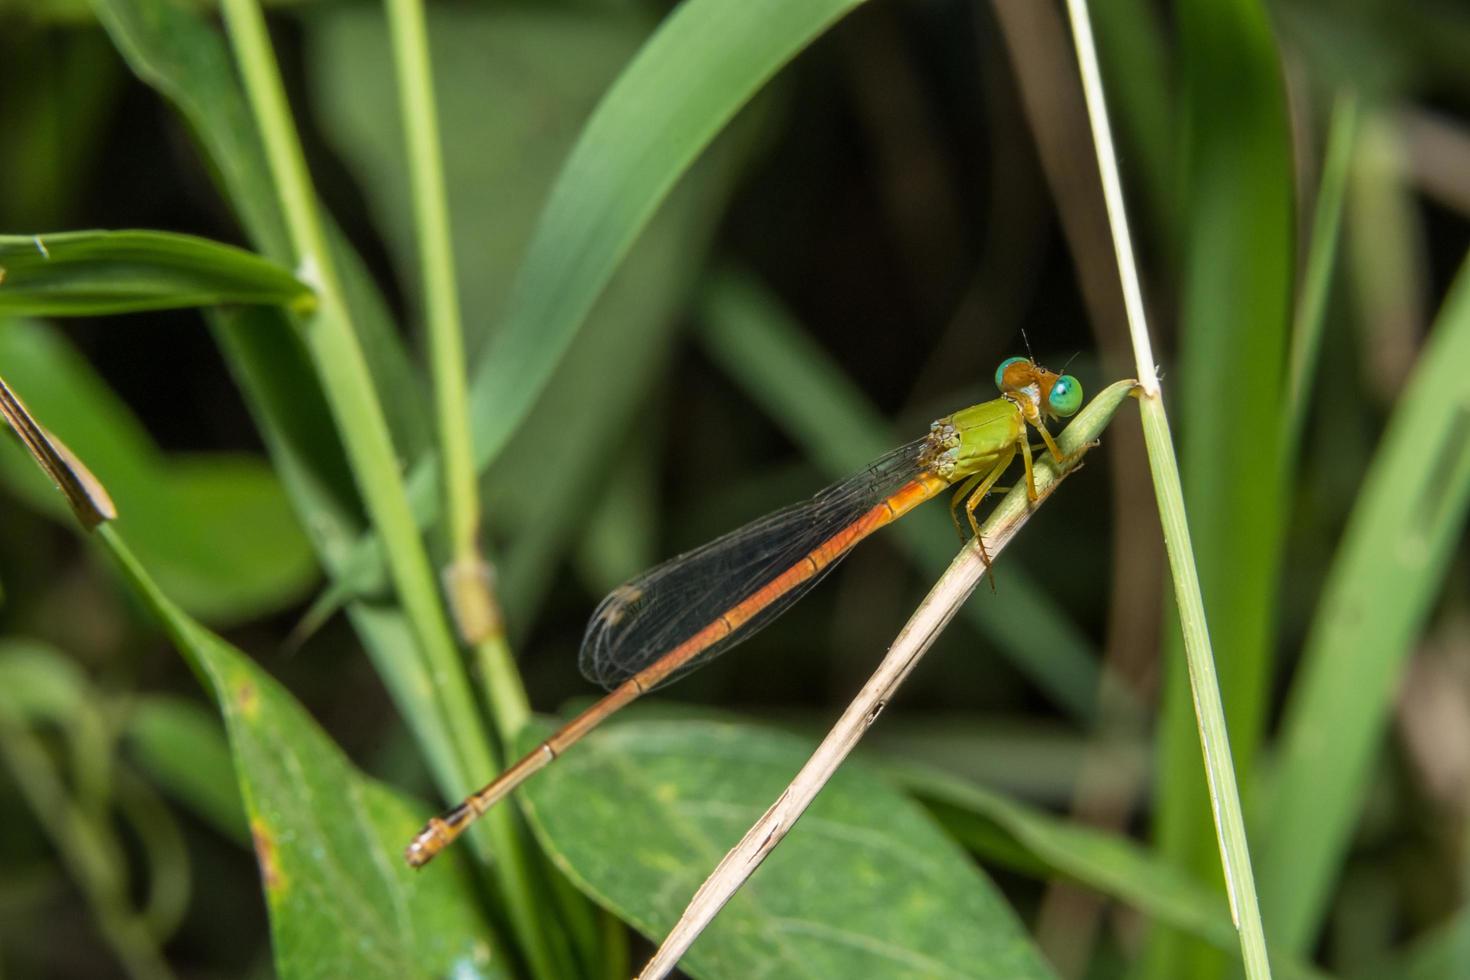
0, 0, 1468, 978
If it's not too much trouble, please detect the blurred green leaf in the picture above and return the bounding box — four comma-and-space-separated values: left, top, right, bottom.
521, 716, 1056, 980
0, 230, 312, 316
488, 150, 744, 626
893, 763, 1231, 946
0, 31, 122, 227
889, 764, 1330, 980
0, 640, 90, 723
1261, 250, 1470, 954
0, 319, 318, 624
100, 526, 508, 980
0, 0, 95, 25
1362, 904, 1470, 980
1149, 0, 1295, 974
125, 696, 248, 844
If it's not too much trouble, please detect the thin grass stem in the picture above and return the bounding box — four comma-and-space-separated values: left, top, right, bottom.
215, 3, 561, 976
1063, 0, 1273, 976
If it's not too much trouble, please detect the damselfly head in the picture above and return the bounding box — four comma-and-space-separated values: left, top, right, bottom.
993, 356, 1082, 420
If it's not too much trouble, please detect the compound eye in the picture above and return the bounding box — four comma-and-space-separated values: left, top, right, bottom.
994, 356, 1029, 391
1048, 375, 1083, 417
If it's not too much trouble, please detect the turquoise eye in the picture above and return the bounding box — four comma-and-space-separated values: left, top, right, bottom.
1048, 375, 1082, 416
994, 356, 1028, 391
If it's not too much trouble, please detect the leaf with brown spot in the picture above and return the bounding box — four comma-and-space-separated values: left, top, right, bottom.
98, 528, 508, 980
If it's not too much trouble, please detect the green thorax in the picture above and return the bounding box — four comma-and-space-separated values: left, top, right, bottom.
921, 395, 1025, 482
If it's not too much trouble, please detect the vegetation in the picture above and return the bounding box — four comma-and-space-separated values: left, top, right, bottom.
0, 0, 1467, 978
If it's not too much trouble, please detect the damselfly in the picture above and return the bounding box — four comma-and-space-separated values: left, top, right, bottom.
406, 356, 1083, 867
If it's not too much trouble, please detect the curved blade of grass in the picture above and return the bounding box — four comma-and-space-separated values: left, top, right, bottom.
0, 230, 312, 316
1259, 250, 1470, 954
522, 718, 1056, 980
288, 0, 878, 635
1142, 0, 1294, 973
697, 266, 1103, 722
1284, 95, 1360, 459
1062, 2, 1274, 975
464, 0, 870, 467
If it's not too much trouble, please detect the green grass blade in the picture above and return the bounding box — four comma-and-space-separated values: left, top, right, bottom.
1147, 0, 1295, 973
696, 267, 1103, 722
382, 0, 487, 639
464, 0, 870, 468
0, 230, 312, 315
1062, 1, 1276, 974
1259, 250, 1470, 954
292, 0, 876, 636
1284, 95, 1360, 458
215, 2, 569, 974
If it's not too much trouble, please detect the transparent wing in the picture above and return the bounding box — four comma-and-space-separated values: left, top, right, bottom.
579, 437, 931, 691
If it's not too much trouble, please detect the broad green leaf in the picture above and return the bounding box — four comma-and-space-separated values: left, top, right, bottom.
0, 319, 318, 623
0, 230, 312, 316
1149, 0, 1295, 974
125, 695, 248, 844
520, 716, 1056, 980
100, 526, 507, 980
1260, 250, 1470, 953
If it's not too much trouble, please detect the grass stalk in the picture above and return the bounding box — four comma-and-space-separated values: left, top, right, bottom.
214, 3, 561, 975
1063, 0, 1272, 976
381, 0, 530, 733
1285, 93, 1360, 459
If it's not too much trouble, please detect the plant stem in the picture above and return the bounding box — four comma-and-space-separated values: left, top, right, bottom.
383, 0, 510, 661
1284, 93, 1359, 458
1063, 0, 1273, 976
216, 2, 558, 976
